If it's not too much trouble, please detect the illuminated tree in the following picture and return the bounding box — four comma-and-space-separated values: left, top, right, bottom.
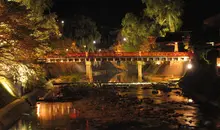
120, 13, 147, 52
142, 0, 183, 35
68, 15, 101, 52
0, 0, 60, 89
120, 13, 160, 52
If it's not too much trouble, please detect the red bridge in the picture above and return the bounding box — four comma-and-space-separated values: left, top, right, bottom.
38, 51, 193, 63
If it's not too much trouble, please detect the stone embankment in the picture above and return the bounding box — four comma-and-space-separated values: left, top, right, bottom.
0, 89, 45, 130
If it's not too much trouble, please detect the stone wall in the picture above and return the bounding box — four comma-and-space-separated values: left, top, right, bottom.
0, 89, 45, 130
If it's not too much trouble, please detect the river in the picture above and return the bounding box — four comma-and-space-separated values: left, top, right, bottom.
9, 72, 220, 130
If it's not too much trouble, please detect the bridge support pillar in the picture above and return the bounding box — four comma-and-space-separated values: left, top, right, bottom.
174, 42, 179, 52
137, 61, 143, 82
85, 61, 93, 82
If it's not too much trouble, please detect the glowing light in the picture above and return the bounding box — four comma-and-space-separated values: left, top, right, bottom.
188, 98, 193, 103
66, 49, 69, 52
37, 103, 40, 117
36, 102, 73, 121
0, 81, 16, 97
123, 38, 127, 41
156, 61, 161, 65
61, 20, 64, 24
217, 64, 220, 67
93, 41, 96, 44
0, 77, 17, 97
187, 63, 192, 69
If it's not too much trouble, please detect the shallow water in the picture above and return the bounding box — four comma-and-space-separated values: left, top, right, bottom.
10, 85, 212, 130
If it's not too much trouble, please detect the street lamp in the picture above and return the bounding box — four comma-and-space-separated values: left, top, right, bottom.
93, 41, 96, 44
187, 63, 193, 69
83, 45, 86, 51
61, 20, 64, 24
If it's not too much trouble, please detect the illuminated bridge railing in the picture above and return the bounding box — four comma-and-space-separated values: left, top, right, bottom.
38, 52, 193, 63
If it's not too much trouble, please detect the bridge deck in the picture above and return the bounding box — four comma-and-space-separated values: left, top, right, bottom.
38, 52, 193, 63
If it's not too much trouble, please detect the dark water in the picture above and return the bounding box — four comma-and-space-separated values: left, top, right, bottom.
9, 73, 220, 130
9, 86, 210, 130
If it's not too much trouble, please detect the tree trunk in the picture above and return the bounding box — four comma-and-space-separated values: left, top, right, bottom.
168, 15, 175, 32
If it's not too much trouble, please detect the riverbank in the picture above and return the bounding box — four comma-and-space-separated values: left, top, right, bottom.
0, 89, 45, 130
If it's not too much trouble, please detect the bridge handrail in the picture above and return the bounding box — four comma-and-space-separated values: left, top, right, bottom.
44, 51, 193, 58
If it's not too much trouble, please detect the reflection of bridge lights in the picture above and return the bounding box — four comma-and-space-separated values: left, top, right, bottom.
36, 102, 73, 121
37, 103, 40, 117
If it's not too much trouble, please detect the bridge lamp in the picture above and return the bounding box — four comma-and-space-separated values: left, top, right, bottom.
156, 61, 161, 65
187, 63, 193, 69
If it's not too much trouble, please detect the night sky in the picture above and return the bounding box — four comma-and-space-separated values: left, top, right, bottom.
52, 0, 220, 31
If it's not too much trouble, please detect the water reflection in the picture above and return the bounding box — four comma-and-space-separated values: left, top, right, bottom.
118, 86, 197, 127
10, 120, 32, 130
37, 102, 73, 119
175, 108, 197, 127
108, 72, 144, 83
9, 80, 211, 130
36, 102, 74, 127
10, 102, 85, 130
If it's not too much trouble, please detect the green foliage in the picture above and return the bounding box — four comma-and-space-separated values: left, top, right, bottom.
70, 15, 101, 52
120, 0, 184, 52
121, 13, 162, 52
142, 0, 183, 35
121, 13, 148, 52
59, 74, 82, 83
0, 0, 60, 89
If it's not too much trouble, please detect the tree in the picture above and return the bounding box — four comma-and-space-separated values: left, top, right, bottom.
142, 0, 183, 35
67, 15, 101, 52
119, 13, 161, 52
0, 0, 60, 89
120, 13, 148, 52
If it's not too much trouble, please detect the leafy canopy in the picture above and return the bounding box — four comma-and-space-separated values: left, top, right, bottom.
118, 0, 184, 52
120, 13, 161, 52
68, 15, 101, 52
121, 13, 147, 52
0, 0, 60, 88
142, 0, 183, 34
